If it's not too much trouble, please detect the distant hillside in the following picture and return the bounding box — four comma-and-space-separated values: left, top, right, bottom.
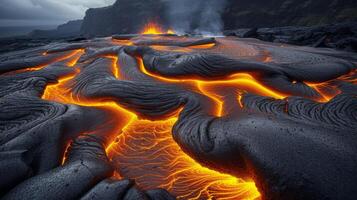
28, 20, 83, 39
0, 25, 56, 38
80, 0, 357, 37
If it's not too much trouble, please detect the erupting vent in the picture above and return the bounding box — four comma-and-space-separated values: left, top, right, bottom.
142, 22, 175, 35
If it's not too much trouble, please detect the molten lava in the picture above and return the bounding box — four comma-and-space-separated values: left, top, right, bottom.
34, 31, 353, 199
108, 118, 260, 200
41, 52, 261, 199
38, 32, 356, 198
141, 22, 175, 35
136, 58, 286, 116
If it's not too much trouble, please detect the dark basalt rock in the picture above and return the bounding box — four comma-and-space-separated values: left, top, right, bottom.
224, 28, 259, 38
81, 179, 134, 200
227, 22, 357, 52
335, 37, 357, 52
146, 189, 176, 200
0, 150, 32, 195
2, 135, 113, 200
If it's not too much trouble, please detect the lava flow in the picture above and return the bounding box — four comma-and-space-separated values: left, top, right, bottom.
39, 24, 353, 199
38, 29, 351, 199
41, 51, 261, 200
136, 58, 286, 116
108, 118, 260, 200
40, 39, 344, 199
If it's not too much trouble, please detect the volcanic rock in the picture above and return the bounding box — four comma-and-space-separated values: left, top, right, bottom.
227, 22, 357, 52
1, 34, 356, 200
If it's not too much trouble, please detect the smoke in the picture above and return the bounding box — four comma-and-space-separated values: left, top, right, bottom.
164, 0, 228, 35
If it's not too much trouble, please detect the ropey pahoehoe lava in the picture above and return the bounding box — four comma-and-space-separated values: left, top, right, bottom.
0, 23, 357, 200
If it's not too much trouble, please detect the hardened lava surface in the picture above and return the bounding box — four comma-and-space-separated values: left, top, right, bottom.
0, 34, 357, 200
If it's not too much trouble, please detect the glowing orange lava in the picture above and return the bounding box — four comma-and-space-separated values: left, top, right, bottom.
167, 29, 175, 34
42, 58, 136, 163
136, 58, 286, 116
41, 53, 261, 199
305, 69, 357, 102
108, 118, 261, 200
42, 58, 135, 128
36, 34, 357, 200
141, 22, 175, 35
66, 49, 85, 67
307, 82, 341, 102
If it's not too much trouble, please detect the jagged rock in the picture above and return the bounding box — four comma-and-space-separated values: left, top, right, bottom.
224, 28, 258, 38
226, 22, 357, 52
335, 37, 357, 52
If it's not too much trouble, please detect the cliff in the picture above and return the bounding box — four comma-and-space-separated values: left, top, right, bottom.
80, 0, 167, 37
80, 0, 357, 37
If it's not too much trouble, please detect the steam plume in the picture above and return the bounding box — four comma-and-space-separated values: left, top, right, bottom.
164, 0, 228, 35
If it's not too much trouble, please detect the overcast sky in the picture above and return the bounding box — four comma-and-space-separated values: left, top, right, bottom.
0, 0, 115, 26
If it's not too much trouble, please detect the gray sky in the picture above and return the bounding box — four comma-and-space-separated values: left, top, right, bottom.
0, 0, 115, 26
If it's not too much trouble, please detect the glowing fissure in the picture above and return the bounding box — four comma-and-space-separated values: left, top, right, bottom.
41, 52, 261, 199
